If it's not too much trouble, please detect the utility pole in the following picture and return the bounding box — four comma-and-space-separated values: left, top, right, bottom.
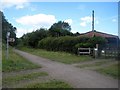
6, 32, 10, 59
92, 10, 94, 31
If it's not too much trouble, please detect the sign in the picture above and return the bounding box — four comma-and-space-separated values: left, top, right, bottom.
9, 38, 15, 42
96, 44, 98, 49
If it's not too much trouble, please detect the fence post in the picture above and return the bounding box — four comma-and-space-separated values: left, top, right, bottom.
94, 48, 98, 59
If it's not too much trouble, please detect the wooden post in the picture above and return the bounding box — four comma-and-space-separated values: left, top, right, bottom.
6, 32, 10, 59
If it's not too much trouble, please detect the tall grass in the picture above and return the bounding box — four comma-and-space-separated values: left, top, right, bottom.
19, 47, 93, 64
2, 46, 40, 72
24, 80, 72, 88
96, 63, 120, 79
3, 72, 48, 85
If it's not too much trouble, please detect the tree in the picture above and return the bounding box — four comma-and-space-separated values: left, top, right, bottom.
88, 36, 107, 47
74, 32, 80, 36
48, 21, 72, 37
2, 11, 17, 46
20, 28, 48, 48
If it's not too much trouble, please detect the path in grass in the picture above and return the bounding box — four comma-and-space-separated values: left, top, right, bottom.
14, 49, 118, 88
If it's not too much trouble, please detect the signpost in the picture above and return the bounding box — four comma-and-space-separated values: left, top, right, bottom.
6, 32, 10, 59
6, 32, 15, 59
9, 38, 15, 42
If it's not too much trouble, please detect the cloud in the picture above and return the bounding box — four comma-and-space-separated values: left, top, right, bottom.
80, 16, 92, 27
16, 27, 34, 38
81, 16, 92, 23
0, 0, 29, 10
16, 28, 27, 38
16, 14, 57, 28
80, 16, 99, 27
80, 22, 86, 27
112, 19, 117, 22
64, 19, 73, 25
16, 13, 57, 37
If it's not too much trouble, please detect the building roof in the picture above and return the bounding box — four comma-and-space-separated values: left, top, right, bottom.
79, 30, 118, 38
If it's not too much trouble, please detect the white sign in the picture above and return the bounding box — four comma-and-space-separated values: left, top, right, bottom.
9, 38, 15, 42
94, 48, 98, 51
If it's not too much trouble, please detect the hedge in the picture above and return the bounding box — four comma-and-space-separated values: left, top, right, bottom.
38, 36, 106, 54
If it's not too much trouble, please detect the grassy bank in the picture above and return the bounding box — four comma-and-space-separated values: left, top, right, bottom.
19, 47, 93, 64
2, 47, 41, 72
96, 63, 120, 79
3, 72, 48, 85
24, 80, 72, 88
76, 60, 111, 68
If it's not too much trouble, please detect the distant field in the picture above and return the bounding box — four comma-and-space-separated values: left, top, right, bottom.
2, 47, 40, 72
19, 47, 93, 64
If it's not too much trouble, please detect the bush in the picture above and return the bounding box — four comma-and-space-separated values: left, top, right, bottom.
38, 36, 80, 53
20, 28, 48, 48
38, 36, 107, 54
88, 36, 107, 46
75, 43, 94, 48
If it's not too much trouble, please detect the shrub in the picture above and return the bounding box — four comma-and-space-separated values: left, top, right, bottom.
88, 36, 107, 46
38, 36, 79, 53
38, 36, 106, 54
75, 43, 94, 48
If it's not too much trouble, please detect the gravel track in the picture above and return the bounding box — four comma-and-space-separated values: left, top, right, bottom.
14, 49, 118, 88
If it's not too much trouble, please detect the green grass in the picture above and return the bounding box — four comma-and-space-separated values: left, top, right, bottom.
24, 80, 72, 88
96, 63, 120, 79
2, 47, 41, 72
77, 64, 95, 68
19, 47, 93, 64
3, 72, 48, 85
77, 61, 109, 68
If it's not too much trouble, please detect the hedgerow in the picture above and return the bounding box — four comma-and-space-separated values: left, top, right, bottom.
38, 36, 106, 54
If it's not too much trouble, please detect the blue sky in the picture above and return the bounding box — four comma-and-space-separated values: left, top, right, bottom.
1, 1, 118, 37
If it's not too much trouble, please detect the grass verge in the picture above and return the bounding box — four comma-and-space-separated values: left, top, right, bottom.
77, 60, 110, 68
24, 80, 72, 88
3, 72, 48, 85
2, 47, 41, 72
96, 63, 119, 79
19, 47, 93, 64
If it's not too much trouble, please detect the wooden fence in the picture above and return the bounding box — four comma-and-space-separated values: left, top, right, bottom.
100, 49, 119, 58
77, 47, 119, 59
78, 48, 91, 55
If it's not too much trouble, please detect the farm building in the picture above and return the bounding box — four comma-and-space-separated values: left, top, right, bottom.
77, 11, 120, 58
79, 10, 119, 51
79, 30, 119, 50
78, 30, 119, 58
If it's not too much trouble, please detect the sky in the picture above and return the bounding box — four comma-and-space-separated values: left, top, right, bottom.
0, 0, 119, 38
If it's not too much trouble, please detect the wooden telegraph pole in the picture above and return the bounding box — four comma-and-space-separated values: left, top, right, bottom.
92, 10, 94, 31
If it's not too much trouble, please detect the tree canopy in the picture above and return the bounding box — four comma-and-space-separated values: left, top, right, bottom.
48, 21, 72, 37
19, 21, 73, 47
20, 28, 48, 48
2, 11, 17, 45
